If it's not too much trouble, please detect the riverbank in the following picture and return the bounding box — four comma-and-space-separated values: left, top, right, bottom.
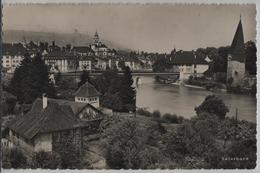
137, 76, 256, 123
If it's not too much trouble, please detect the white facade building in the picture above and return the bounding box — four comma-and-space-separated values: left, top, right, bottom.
2, 43, 26, 73
74, 82, 101, 108
172, 51, 209, 80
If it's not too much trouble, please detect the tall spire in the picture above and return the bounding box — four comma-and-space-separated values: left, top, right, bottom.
94, 30, 99, 44
230, 16, 245, 62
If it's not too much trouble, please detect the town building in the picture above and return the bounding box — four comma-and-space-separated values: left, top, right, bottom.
74, 82, 101, 108
71, 46, 95, 56
171, 50, 209, 80
3, 94, 104, 155
44, 51, 79, 72
227, 17, 246, 86
90, 31, 116, 57
2, 43, 27, 73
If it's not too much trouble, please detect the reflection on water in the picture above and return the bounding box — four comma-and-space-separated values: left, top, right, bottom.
135, 76, 256, 122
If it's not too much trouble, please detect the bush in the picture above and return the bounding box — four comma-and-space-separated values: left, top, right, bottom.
9, 148, 28, 168
195, 95, 229, 119
105, 119, 157, 169
152, 110, 161, 119
161, 113, 184, 124
137, 109, 152, 117
162, 113, 178, 123
33, 151, 61, 169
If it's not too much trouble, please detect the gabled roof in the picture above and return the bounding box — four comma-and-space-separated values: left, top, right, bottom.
72, 46, 94, 54
75, 82, 101, 98
171, 51, 208, 65
2, 43, 26, 56
7, 99, 80, 140
44, 51, 76, 59
229, 18, 246, 62
7, 98, 104, 140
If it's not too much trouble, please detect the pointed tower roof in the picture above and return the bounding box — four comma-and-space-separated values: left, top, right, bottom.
230, 17, 245, 62
74, 82, 101, 98
94, 30, 99, 37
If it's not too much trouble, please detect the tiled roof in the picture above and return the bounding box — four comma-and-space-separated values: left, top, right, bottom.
72, 46, 94, 53
7, 98, 103, 140
2, 43, 27, 56
171, 51, 208, 65
44, 51, 76, 59
74, 82, 101, 98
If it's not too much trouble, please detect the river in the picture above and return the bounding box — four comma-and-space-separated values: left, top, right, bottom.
135, 76, 256, 123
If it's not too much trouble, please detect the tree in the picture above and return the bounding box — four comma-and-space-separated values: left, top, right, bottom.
245, 41, 257, 75
78, 70, 90, 88
55, 70, 62, 85
105, 119, 154, 169
119, 66, 136, 112
8, 53, 56, 104
118, 60, 126, 70
103, 92, 123, 113
195, 95, 229, 119
23, 53, 56, 103
57, 140, 82, 169
152, 57, 167, 72
9, 52, 31, 103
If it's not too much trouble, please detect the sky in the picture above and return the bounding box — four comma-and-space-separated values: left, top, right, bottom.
3, 4, 256, 53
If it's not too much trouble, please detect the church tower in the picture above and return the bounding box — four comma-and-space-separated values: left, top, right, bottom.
93, 30, 99, 44
227, 16, 246, 86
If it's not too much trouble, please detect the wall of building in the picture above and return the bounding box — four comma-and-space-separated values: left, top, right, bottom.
8, 129, 35, 154
34, 133, 52, 152
2, 55, 23, 73
178, 64, 208, 80
75, 96, 100, 108
77, 105, 101, 120
196, 64, 209, 74
79, 60, 91, 71
227, 60, 245, 85
52, 128, 82, 154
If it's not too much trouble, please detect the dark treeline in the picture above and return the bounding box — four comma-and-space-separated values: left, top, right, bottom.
7, 52, 56, 104
78, 66, 136, 113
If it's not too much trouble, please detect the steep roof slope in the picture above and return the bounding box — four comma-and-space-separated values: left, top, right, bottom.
74, 82, 101, 98
230, 18, 246, 62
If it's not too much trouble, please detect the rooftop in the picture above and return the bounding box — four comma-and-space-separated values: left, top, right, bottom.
229, 18, 246, 62
75, 82, 101, 98
7, 97, 103, 140
171, 51, 208, 65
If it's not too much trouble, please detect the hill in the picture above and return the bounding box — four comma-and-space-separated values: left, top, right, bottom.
3, 30, 131, 51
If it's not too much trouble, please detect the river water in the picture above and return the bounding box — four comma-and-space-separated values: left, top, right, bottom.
135, 76, 256, 123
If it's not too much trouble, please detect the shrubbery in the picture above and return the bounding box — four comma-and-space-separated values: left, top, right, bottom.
137, 109, 184, 124
33, 151, 61, 169
195, 95, 229, 119
7, 148, 28, 169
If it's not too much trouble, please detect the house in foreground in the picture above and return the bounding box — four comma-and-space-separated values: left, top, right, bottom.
3, 94, 104, 156
171, 50, 209, 80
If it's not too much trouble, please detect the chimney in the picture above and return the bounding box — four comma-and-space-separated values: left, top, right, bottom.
42, 93, 48, 109
52, 41, 55, 47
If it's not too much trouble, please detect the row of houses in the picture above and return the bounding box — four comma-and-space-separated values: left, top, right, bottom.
2, 31, 141, 73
